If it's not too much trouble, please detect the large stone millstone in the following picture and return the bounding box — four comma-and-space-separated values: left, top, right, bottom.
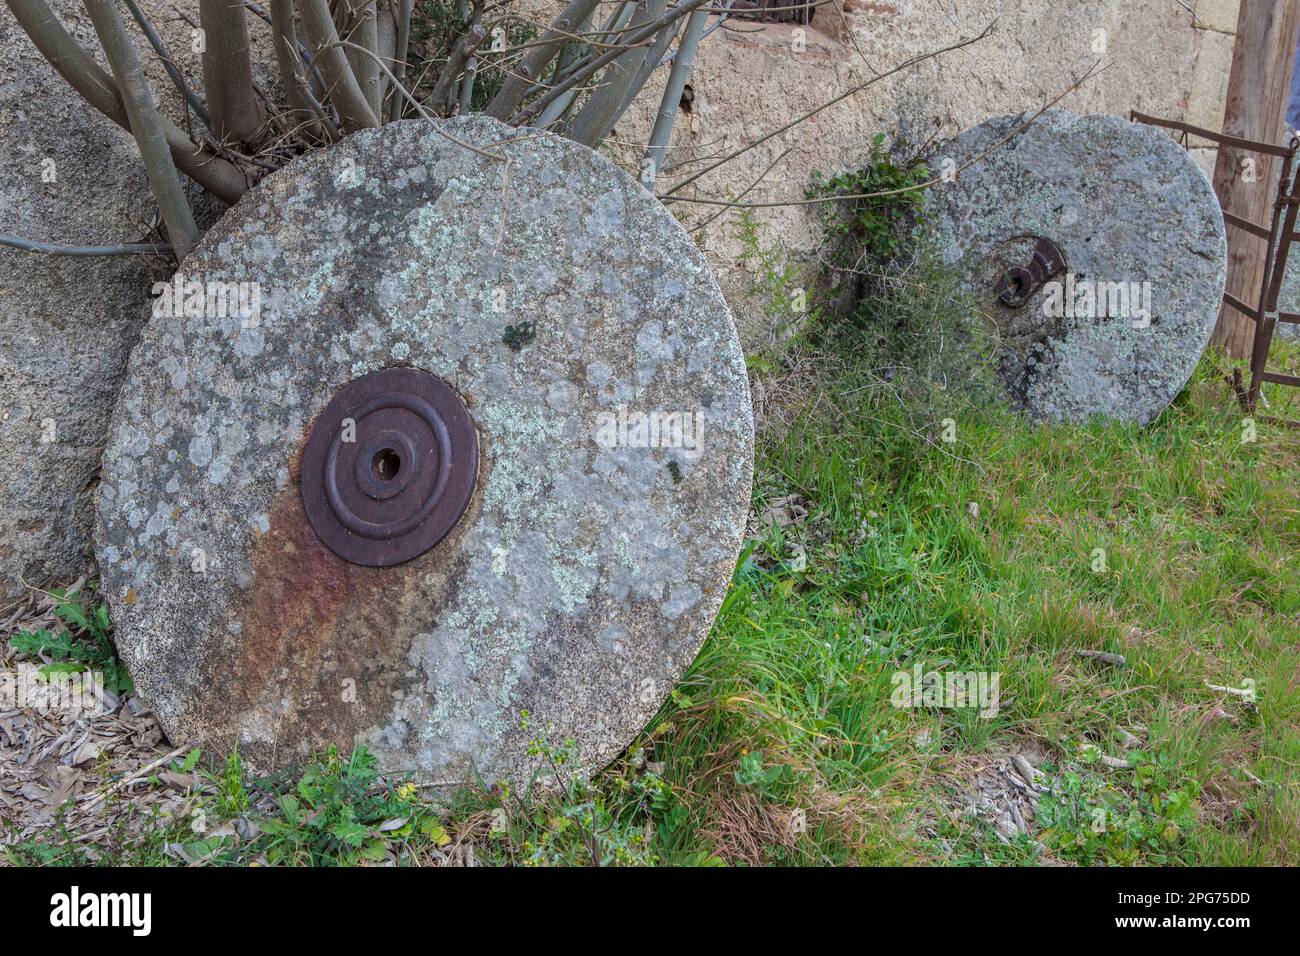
95, 116, 754, 784
926, 110, 1227, 424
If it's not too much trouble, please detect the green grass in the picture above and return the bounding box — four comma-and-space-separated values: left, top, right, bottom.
11, 341, 1299, 867
630, 340, 1299, 865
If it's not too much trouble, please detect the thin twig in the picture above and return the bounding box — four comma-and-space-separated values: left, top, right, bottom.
493, 157, 514, 255
80, 744, 193, 810
121, 0, 211, 127
0, 233, 175, 256
688, 146, 793, 233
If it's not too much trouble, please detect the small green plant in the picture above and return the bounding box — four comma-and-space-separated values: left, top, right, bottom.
9, 587, 133, 696
208, 750, 251, 817
236, 745, 447, 865
804, 132, 999, 411
1035, 755, 1202, 865
835, 236, 1001, 409
510, 714, 662, 866
732, 206, 821, 374
735, 750, 789, 798
3, 817, 95, 866
810, 132, 930, 271
735, 207, 810, 325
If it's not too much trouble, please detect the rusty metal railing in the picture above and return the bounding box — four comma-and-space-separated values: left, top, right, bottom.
1132, 110, 1300, 426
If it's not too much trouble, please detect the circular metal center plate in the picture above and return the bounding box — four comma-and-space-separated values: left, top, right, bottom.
983, 236, 1068, 343
300, 368, 478, 567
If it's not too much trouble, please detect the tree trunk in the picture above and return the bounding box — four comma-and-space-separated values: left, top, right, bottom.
1211, 0, 1300, 357
199, 0, 265, 144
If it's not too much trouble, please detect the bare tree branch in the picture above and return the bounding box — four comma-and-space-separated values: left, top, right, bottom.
5, 0, 248, 201
688, 145, 791, 232
512, 0, 713, 127
388, 0, 413, 120
199, 0, 265, 143
484, 0, 601, 120
83, 0, 200, 256
333, 39, 506, 161
0, 233, 174, 256
6, 0, 121, 111
457, 50, 479, 114
341, 0, 381, 115
374, 0, 398, 110
300, 0, 380, 130
668, 56, 1106, 212
534, 3, 604, 128
282, 33, 340, 138
266, 0, 318, 129
645, 4, 706, 179
615, 16, 678, 121
121, 0, 212, 127
567, 0, 668, 147
429, 0, 486, 114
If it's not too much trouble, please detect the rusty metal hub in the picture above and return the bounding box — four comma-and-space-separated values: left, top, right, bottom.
995, 236, 1066, 308
301, 368, 478, 567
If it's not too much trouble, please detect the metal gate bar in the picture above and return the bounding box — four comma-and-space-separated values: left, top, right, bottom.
1131, 111, 1300, 427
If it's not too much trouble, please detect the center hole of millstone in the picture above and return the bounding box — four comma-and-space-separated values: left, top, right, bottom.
372, 448, 402, 482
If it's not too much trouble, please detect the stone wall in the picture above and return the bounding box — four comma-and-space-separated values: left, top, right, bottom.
1185, 0, 1243, 177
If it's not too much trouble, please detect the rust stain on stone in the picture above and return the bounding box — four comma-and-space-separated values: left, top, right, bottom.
193, 430, 487, 771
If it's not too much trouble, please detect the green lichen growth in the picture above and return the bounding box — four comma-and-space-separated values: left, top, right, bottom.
666, 460, 683, 484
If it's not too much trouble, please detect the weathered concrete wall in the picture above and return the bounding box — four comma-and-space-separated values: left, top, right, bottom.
615, 0, 1238, 349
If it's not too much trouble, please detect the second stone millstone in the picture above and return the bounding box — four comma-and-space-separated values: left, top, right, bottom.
925, 109, 1228, 425
94, 116, 755, 786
